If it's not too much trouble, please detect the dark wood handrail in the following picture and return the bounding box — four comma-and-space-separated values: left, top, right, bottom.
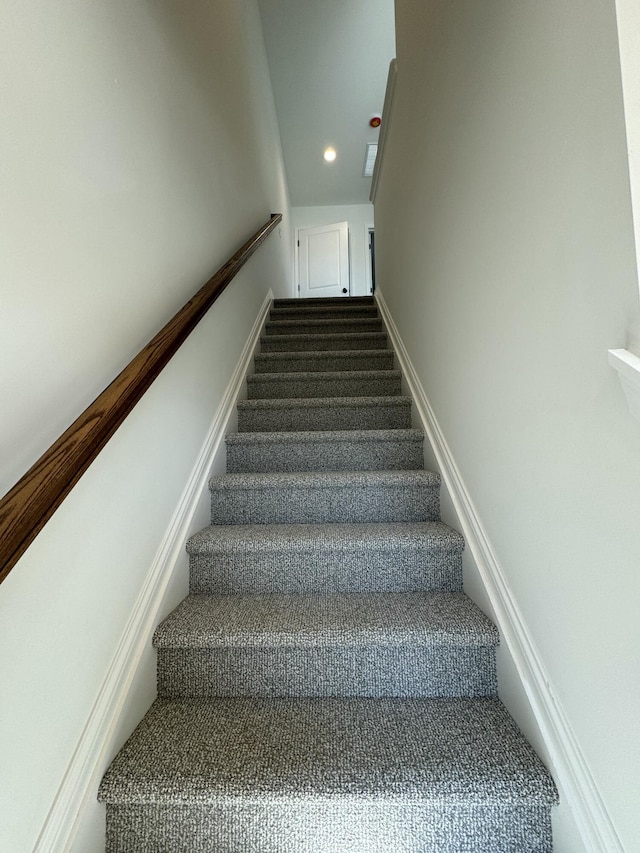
0, 213, 282, 584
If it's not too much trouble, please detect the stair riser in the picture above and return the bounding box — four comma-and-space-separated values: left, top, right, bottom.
260, 334, 388, 351
270, 307, 379, 320
189, 548, 463, 595
106, 802, 553, 853
210, 484, 439, 525
265, 319, 383, 336
246, 373, 402, 400
254, 351, 395, 373
237, 401, 412, 432
226, 437, 423, 472
157, 646, 497, 698
273, 296, 374, 307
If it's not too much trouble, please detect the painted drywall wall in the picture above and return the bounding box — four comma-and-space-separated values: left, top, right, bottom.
615, 0, 640, 318
0, 1, 291, 850
375, 1, 640, 850
292, 204, 375, 297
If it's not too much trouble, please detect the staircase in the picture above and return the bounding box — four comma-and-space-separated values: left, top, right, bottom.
99, 296, 557, 852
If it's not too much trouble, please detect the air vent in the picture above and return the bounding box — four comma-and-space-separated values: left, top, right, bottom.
363, 143, 378, 177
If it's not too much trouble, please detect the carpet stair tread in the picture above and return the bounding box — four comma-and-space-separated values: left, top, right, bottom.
238, 395, 411, 411
237, 395, 412, 432
210, 469, 439, 490
253, 348, 395, 373
209, 469, 440, 525
152, 593, 499, 698
265, 317, 383, 335
188, 519, 461, 553
269, 305, 379, 320
98, 696, 557, 805
153, 592, 498, 648
226, 427, 423, 448
226, 429, 424, 473
273, 296, 374, 307
260, 331, 388, 351
249, 369, 401, 380
187, 520, 464, 595
226, 428, 424, 472
246, 369, 402, 399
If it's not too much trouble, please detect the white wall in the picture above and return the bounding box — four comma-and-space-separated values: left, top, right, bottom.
0, 1, 291, 850
375, 1, 640, 850
615, 0, 640, 318
291, 204, 374, 297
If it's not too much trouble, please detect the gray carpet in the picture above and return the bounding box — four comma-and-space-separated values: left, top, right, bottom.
269, 303, 379, 319
264, 317, 384, 336
225, 428, 425, 473
99, 296, 557, 851
209, 470, 440, 525
187, 520, 465, 595
246, 369, 402, 399
237, 395, 413, 432
259, 331, 388, 352
253, 348, 396, 374
154, 592, 499, 698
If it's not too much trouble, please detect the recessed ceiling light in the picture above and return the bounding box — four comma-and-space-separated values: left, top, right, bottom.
323, 147, 337, 162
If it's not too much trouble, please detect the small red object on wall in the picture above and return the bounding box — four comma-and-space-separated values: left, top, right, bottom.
369, 115, 382, 128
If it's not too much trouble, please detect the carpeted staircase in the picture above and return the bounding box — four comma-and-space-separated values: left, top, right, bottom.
99, 296, 557, 851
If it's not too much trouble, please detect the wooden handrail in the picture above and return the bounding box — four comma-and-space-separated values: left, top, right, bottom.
0, 213, 282, 584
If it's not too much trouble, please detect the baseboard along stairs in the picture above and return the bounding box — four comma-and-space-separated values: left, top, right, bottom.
99, 296, 557, 851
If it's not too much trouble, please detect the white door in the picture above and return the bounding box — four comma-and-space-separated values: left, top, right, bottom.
298, 221, 350, 298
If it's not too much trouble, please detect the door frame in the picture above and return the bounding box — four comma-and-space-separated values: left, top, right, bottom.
364, 224, 375, 295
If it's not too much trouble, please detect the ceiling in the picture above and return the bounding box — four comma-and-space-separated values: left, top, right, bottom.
258, 0, 396, 208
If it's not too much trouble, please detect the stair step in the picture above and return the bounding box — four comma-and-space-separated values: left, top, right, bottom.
237, 395, 412, 432
270, 304, 379, 321
154, 592, 498, 698
187, 520, 463, 595
246, 370, 402, 400
209, 470, 440, 525
253, 348, 395, 373
260, 331, 388, 351
273, 296, 374, 307
265, 317, 383, 336
100, 289, 559, 850
226, 428, 424, 473
99, 696, 557, 852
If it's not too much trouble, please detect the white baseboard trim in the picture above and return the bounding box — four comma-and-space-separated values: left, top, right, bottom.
34, 290, 273, 853
376, 288, 623, 853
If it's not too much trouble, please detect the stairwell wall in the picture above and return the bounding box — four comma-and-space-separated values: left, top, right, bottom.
0, 2, 290, 851
375, 1, 640, 850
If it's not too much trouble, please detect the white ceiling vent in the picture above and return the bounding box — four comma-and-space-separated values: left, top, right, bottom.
363, 143, 378, 177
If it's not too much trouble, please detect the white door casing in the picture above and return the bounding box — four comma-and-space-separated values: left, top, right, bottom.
364, 224, 375, 295
297, 221, 350, 298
